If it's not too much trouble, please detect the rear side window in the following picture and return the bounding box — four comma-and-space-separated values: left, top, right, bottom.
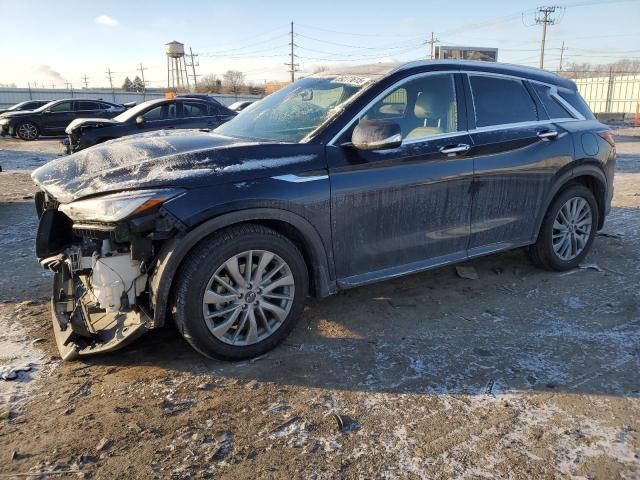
469, 76, 538, 127
182, 102, 209, 117
558, 90, 595, 120
78, 101, 103, 111
530, 83, 573, 119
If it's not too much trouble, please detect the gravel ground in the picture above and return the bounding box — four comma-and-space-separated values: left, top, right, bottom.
0, 133, 638, 479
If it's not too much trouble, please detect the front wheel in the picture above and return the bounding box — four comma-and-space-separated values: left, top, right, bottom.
173, 224, 308, 360
529, 184, 599, 271
16, 122, 40, 141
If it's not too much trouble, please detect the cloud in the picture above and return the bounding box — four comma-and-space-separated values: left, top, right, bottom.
35, 65, 66, 84
95, 15, 119, 27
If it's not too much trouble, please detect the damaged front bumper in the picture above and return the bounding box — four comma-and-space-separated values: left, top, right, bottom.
50, 259, 152, 361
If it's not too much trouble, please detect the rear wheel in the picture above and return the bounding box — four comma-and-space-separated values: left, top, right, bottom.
16, 122, 39, 141
173, 224, 308, 360
529, 184, 598, 271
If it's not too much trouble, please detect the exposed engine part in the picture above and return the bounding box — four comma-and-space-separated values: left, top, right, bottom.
71, 240, 147, 313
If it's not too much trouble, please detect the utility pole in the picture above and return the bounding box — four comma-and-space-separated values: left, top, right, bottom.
534, 6, 562, 69
105, 67, 116, 102
426, 31, 439, 60
186, 48, 199, 90
82, 75, 89, 89
285, 21, 299, 83
558, 41, 567, 71
138, 63, 148, 99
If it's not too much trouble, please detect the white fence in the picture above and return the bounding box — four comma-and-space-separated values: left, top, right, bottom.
575, 74, 640, 115
0, 88, 261, 108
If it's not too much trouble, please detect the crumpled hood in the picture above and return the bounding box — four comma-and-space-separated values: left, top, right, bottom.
31, 129, 321, 204
66, 117, 119, 134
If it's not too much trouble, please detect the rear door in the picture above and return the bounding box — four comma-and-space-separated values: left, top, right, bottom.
180, 101, 219, 129
464, 73, 576, 254
76, 100, 107, 119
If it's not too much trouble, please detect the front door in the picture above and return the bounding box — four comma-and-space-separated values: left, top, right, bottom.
463, 74, 576, 254
328, 72, 474, 286
43, 100, 75, 134
138, 102, 178, 132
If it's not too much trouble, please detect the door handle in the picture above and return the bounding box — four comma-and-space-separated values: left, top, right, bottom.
439, 144, 470, 156
537, 130, 558, 140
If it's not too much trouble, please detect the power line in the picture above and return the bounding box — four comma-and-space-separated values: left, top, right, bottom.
285, 21, 299, 83
185, 48, 199, 89
105, 67, 116, 101
426, 32, 439, 59
526, 6, 565, 68
137, 63, 147, 99
559, 41, 567, 71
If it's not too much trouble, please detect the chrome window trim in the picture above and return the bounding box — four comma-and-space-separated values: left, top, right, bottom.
328, 69, 586, 148
327, 70, 460, 147
527, 78, 586, 121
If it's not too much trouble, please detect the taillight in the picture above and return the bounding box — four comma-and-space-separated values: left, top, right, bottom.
597, 130, 615, 147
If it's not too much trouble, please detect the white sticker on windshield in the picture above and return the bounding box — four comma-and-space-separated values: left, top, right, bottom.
331, 75, 371, 87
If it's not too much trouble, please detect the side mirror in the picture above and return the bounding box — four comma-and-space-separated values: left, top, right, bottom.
351, 120, 402, 151
135, 115, 145, 126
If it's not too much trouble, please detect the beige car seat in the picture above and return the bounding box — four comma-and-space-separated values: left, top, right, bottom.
406, 89, 457, 140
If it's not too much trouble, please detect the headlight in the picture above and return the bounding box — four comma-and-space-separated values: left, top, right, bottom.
59, 188, 184, 223
0, 118, 9, 125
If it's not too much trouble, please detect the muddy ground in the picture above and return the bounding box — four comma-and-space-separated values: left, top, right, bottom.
0, 132, 638, 479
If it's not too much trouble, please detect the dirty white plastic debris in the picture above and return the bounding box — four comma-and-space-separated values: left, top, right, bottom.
455, 266, 479, 280
579, 263, 604, 272
0, 364, 32, 381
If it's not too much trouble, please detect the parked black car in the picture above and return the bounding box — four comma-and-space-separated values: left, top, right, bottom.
228, 100, 255, 111
32, 60, 615, 361
0, 99, 125, 140
0, 100, 51, 115
64, 97, 237, 153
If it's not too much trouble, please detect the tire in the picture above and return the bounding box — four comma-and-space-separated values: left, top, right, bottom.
173, 224, 308, 360
529, 183, 599, 271
15, 122, 40, 141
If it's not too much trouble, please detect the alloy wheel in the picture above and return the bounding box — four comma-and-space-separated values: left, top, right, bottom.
201, 250, 295, 346
17, 123, 38, 140
552, 196, 592, 261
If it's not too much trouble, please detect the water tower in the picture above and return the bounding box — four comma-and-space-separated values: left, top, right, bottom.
165, 41, 190, 90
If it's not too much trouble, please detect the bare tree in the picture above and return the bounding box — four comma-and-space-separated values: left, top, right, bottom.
196, 74, 222, 93
222, 70, 245, 94
313, 65, 330, 74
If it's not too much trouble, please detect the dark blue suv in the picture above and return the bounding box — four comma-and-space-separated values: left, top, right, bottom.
32, 60, 615, 361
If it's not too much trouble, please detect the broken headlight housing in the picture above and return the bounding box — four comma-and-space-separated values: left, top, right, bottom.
59, 188, 184, 223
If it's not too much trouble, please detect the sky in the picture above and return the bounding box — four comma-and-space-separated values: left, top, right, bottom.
0, 0, 639, 89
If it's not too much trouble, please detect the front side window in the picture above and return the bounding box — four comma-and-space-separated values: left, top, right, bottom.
142, 103, 177, 121
530, 83, 573, 119
48, 101, 73, 113
360, 73, 458, 141
215, 75, 375, 142
470, 76, 538, 127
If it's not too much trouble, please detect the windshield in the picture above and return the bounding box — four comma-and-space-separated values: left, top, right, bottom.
114, 100, 164, 122
8, 101, 29, 111
215, 75, 373, 142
